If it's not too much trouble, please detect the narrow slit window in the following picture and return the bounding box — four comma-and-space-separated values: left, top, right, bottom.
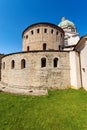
27, 46, 29, 51
54, 58, 58, 68
11, 60, 15, 69
3, 62, 5, 69
26, 35, 28, 39
44, 28, 47, 33
21, 59, 26, 69
41, 58, 46, 68
43, 43, 46, 51
31, 30, 34, 35
51, 29, 54, 34
37, 28, 40, 33
56, 31, 58, 35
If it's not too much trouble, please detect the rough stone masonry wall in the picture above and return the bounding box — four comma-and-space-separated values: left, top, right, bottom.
1, 51, 70, 89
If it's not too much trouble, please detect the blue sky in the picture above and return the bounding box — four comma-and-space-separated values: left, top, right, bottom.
0, 0, 87, 54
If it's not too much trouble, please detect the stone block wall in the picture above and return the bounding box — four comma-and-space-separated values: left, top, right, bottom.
22, 23, 64, 51
1, 51, 70, 89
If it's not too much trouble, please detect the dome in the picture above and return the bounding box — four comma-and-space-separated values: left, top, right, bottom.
58, 17, 75, 28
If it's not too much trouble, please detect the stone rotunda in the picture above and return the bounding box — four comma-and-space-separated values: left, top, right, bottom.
0, 18, 87, 95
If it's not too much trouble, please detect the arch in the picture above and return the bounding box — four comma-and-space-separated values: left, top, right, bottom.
27, 46, 30, 51
11, 60, 15, 69
53, 58, 58, 68
41, 58, 46, 68
21, 59, 26, 69
43, 43, 47, 51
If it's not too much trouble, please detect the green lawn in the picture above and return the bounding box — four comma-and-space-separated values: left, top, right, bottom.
0, 89, 87, 130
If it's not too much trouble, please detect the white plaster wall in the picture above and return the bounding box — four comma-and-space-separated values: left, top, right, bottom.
80, 42, 87, 89
65, 32, 80, 46
69, 51, 81, 89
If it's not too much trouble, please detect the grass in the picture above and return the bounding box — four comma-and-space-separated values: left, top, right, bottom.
0, 89, 87, 130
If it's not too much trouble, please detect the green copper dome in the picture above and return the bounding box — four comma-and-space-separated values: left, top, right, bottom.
58, 17, 75, 28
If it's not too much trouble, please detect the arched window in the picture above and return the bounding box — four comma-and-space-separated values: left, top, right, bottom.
11, 60, 15, 69
54, 58, 58, 68
21, 59, 26, 69
41, 58, 46, 68
3, 62, 5, 69
43, 43, 46, 51
27, 46, 29, 51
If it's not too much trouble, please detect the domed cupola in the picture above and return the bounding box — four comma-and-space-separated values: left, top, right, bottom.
58, 17, 75, 29
58, 17, 80, 46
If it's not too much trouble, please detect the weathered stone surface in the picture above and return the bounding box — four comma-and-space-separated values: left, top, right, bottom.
1, 51, 70, 90
22, 23, 64, 51
0, 23, 71, 95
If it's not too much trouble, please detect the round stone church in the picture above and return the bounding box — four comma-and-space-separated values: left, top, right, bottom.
0, 17, 87, 95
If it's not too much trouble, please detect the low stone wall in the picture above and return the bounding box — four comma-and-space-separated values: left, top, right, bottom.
0, 81, 48, 95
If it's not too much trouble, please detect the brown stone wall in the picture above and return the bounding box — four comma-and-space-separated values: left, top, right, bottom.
22, 23, 64, 51
1, 51, 70, 89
